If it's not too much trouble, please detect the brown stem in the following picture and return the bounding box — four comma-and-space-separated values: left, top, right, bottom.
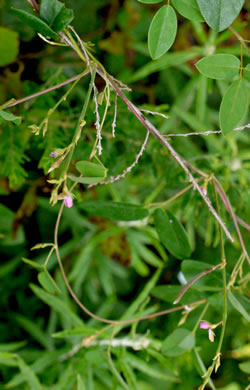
27, 0, 40, 13
1, 71, 89, 110
229, 26, 250, 55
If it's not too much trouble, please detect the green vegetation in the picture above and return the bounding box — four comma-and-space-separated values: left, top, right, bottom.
0, 0, 249, 389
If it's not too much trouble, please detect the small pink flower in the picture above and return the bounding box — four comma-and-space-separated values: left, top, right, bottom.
64, 194, 73, 208
201, 185, 207, 196
200, 321, 215, 342
50, 151, 58, 157
200, 321, 210, 329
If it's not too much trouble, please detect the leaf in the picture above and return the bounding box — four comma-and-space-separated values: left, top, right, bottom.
148, 5, 177, 60
154, 209, 192, 259
68, 175, 105, 184
197, 0, 245, 31
30, 284, 84, 327
21, 257, 44, 271
151, 285, 204, 304
181, 260, 223, 291
52, 6, 74, 32
162, 328, 195, 356
125, 352, 178, 382
138, 0, 162, 3
0, 110, 21, 125
53, 326, 105, 339
228, 290, 250, 322
75, 161, 107, 177
0, 27, 19, 67
79, 201, 149, 221
172, 0, 204, 22
239, 361, 250, 374
17, 356, 42, 390
77, 375, 86, 390
219, 79, 248, 136
40, 0, 63, 26
196, 54, 240, 80
11, 8, 58, 39
131, 51, 196, 82
38, 270, 61, 294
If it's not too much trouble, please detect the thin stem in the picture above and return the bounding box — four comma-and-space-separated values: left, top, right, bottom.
147, 177, 204, 208
60, 65, 97, 179
213, 176, 250, 265
200, 181, 228, 389
229, 26, 250, 55
1, 71, 89, 110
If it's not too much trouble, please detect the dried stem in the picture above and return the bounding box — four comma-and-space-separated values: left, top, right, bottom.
88, 131, 150, 188
1, 71, 89, 110
164, 123, 250, 137
229, 26, 250, 55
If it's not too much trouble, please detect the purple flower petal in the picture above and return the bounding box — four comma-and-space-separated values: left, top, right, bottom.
50, 151, 58, 157
64, 195, 73, 208
200, 321, 210, 330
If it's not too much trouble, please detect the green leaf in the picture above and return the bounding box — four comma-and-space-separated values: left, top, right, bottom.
77, 375, 86, 390
52, 6, 74, 32
75, 161, 107, 177
154, 209, 192, 259
228, 290, 250, 322
148, 5, 177, 60
138, 0, 162, 3
181, 260, 223, 291
30, 284, 84, 327
53, 326, 104, 339
197, 0, 245, 31
0, 27, 19, 67
40, 0, 63, 26
162, 328, 195, 356
172, 0, 204, 22
11, 8, 58, 39
131, 51, 197, 82
243, 63, 250, 82
125, 352, 178, 382
68, 175, 105, 184
0, 110, 22, 125
239, 361, 250, 374
41, 0, 74, 32
151, 285, 204, 304
219, 79, 248, 136
79, 201, 149, 221
21, 257, 44, 271
38, 270, 61, 294
196, 54, 240, 80
17, 356, 42, 390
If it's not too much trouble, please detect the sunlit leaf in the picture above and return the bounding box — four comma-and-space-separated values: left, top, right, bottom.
219, 79, 248, 136
197, 0, 245, 31
148, 5, 177, 60
154, 209, 192, 259
11, 8, 58, 39
172, 0, 204, 22
196, 54, 240, 80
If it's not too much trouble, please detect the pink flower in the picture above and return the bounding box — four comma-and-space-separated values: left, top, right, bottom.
64, 194, 73, 208
50, 151, 58, 157
200, 321, 215, 342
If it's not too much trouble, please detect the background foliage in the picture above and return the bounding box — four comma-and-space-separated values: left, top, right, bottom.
0, 0, 249, 389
